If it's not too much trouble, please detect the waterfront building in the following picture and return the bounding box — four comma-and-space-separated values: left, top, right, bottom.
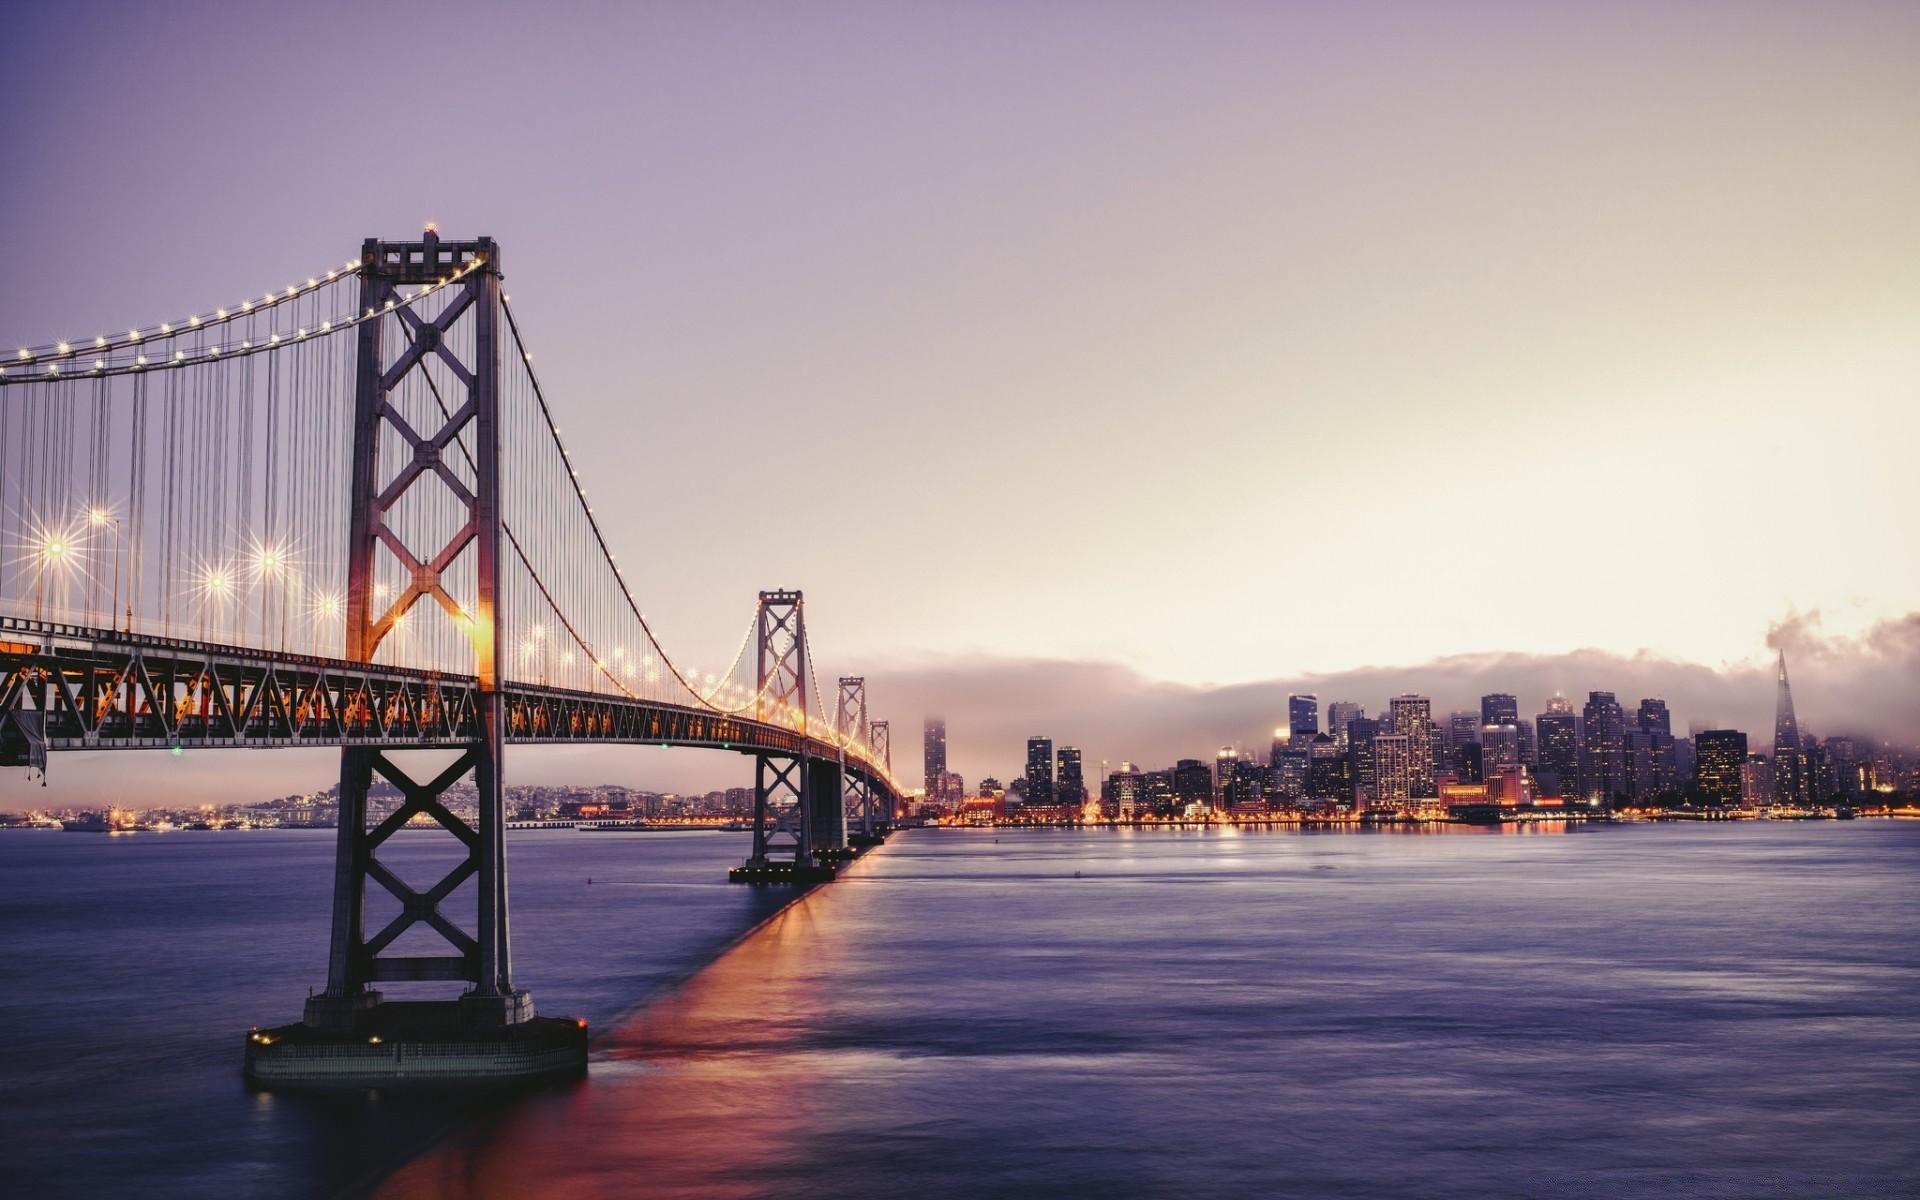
1485, 763, 1535, 807
1171, 759, 1213, 810
1387, 694, 1437, 798
1289, 693, 1319, 741
1102, 764, 1143, 817
924, 718, 948, 799
1026, 736, 1055, 807
1373, 733, 1415, 805
1057, 746, 1086, 806
1695, 729, 1747, 806
1514, 718, 1537, 767
1580, 691, 1627, 803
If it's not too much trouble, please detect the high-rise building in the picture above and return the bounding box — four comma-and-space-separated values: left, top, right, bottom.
1171, 759, 1213, 809
1272, 751, 1309, 802
1514, 718, 1537, 767
1347, 717, 1379, 804
1742, 753, 1776, 807
1102, 765, 1144, 817
1025, 736, 1055, 807
1373, 733, 1415, 805
1447, 711, 1481, 756
923, 718, 948, 798
1580, 692, 1627, 803
1328, 702, 1364, 751
1388, 694, 1436, 798
1288, 694, 1320, 741
1481, 724, 1520, 775
1637, 699, 1676, 794
1695, 729, 1747, 806
1056, 747, 1085, 806
1774, 650, 1808, 806
1454, 741, 1484, 784
1306, 735, 1344, 799
1481, 693, 1519, 728
1536, 703, 1579, 798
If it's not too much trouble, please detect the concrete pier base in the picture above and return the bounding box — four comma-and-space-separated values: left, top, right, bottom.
245, 999, 586, 1089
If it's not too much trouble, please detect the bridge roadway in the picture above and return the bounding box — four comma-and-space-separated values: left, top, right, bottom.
0, 615, 897, 801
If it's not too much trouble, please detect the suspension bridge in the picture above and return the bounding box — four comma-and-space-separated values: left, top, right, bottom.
0, 230, 901, 1085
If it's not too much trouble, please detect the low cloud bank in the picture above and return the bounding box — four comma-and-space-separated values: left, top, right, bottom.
876, 610, 1920, 784
8, 611, 1914, 810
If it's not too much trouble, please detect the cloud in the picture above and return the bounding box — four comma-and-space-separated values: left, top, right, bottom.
876, 613, 1920, 786
9, 614, 1915, 810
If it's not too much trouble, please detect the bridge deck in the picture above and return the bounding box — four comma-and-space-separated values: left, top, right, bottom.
0, 616, 893, 795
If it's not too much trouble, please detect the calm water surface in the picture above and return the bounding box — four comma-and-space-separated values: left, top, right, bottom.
6, 822, 1919, 1197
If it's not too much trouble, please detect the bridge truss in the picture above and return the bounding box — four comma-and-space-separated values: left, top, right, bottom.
0, 232, 899, 1038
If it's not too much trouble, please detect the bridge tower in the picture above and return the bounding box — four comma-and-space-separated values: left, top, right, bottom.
837, 676, 874, 840
869, 719, 893, 825
745, 589, 844, 873
306, 230, 530, 1032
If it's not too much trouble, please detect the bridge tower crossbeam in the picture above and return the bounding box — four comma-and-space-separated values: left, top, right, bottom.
837, 676, 874, 839
306, 230, 530, 1032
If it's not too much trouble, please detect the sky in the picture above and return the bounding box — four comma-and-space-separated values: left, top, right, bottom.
2, 1, 1917, 804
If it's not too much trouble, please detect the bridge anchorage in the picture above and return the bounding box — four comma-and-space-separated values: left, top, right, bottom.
0, 230, 901, 1087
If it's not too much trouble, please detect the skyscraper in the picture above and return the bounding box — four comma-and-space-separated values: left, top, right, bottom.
1580, 691, 1627, 803
1388, 694, 1436, 798
1328, 702, 1364, 751
1347, 717, 1379, 805
1056, 746, 1085, 806
1536, 699, 1579, 799
1288, 693, 1320, 741
923, 718, 947, 798
1026, 736, 1055, 807
1373, 733, 1414, 805
1695, 729, 1747, 807
1481, 724, 1520, 775
1636, 698, 1676, 795
1774, 650, 1808, 806
1481, 693, 1519, 728
1447, 711, 1480, 755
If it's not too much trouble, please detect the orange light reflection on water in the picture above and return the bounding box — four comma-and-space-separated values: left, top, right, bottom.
375, 892, 847, 1200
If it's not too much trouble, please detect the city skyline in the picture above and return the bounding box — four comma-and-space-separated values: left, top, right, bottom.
3, 4, 1917, 684
2, 2, 1917, 809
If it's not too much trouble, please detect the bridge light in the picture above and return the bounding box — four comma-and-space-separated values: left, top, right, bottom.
217, 309, 228, 319
95, 335, 107, 347
56, 341, 70, 354
189, 315, 201, 327
16, 348, 29, 360
89, 508, 110, 527
160, 324, 171, 334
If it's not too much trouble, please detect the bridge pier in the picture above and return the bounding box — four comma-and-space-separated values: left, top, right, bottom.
247, 232, 582, 1088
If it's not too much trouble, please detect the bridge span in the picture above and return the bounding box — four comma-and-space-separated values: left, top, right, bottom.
0, 230, 902, 1085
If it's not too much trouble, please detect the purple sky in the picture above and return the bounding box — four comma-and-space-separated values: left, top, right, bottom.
3, 2, 1917, 805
